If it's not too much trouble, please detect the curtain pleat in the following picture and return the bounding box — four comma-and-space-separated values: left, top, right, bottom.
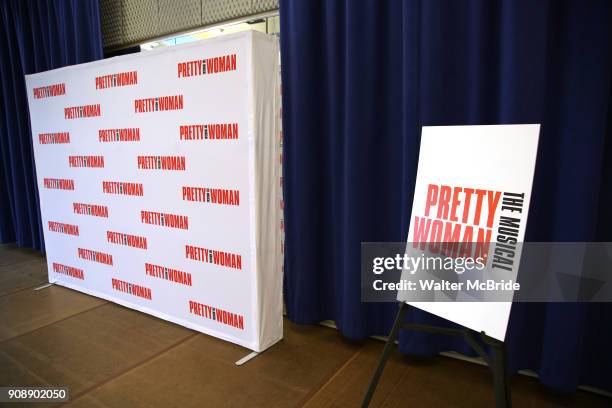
280, 0, 612, 392
0, 0, 104, 251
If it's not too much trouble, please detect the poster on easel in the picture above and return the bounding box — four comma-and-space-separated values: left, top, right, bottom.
397, 125, 540, 340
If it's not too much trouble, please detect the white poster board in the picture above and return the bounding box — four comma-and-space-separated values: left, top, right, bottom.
398, 125, 540, 340
25, 31, 283, 352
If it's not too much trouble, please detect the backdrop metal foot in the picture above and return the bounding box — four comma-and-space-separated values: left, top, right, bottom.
235, 351, 259, 366
33, 282, 55, 291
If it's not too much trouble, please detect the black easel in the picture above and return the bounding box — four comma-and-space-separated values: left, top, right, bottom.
362, 302, 511, 407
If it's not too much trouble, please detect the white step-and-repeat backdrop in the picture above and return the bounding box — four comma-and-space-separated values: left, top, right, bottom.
25, 31, 283, 352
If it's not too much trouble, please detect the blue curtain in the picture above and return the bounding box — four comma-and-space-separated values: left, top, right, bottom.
280, 0, 612, 393
0, 0, 103, 250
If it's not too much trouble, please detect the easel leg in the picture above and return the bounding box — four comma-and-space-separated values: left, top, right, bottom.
488, 338, 512, 408
361, 303, 408, 408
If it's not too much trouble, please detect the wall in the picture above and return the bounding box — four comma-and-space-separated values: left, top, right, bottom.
100, 0, 278, 51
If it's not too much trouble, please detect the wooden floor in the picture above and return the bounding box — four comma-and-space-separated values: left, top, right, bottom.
0, 243, 610, 408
